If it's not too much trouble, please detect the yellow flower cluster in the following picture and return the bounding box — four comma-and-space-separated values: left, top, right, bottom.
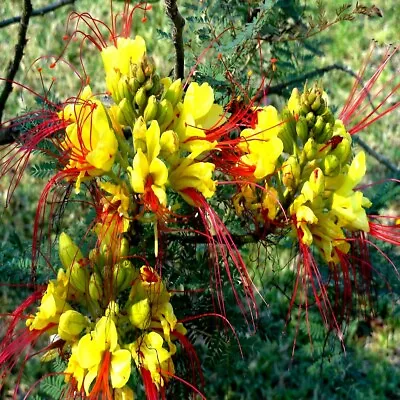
25, 233, 184, 398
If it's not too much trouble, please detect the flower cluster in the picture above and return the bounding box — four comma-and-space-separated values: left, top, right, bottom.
0, 2, 399, 399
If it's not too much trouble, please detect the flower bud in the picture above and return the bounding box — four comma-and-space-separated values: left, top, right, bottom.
89, 272, 103, 301
288, 88, 301, 115
135, 87, 147, 109
69, 261, 90, 293
143, 95, 159, 122
120, 237, 130, 258
303, 138, 317, 161
312, 115, 325, 136
309, 168, 325, 195
118, 98, 136, 127
157, 99, 174, 131
58, 310, 88, 342
164, 78, 183, 108
282, 156, 300, 190
279, 109, 296, 153
136, 64, 146, 84
296, 116, 309, 144
322, 154, 340, 176
59, 232, 83, 270
129, 298, 151, 329
316, 122, 333, 144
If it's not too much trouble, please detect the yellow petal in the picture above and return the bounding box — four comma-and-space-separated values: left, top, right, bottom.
183, 82, 214, 120
110, 349, 132, 389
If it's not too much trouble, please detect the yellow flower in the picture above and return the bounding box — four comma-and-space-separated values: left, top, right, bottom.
95, 182, 131, 235
239, 106, 283, 179
330, 152, 371, 232
128, 121, 168, 207
59, 86, 118, 193
76, 316, 131, 395
130, 331, 174, 389
168, 154, 216, 204
26, 274, 72, 331
64, 343, 86, 390
174, 82, 225, 154
101, 36, 146, 76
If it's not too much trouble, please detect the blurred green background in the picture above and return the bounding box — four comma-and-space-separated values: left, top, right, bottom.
0, 1, 399, 399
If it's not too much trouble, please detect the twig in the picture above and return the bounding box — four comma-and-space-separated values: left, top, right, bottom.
164, 0, 185, 80
353, 136, 400, 175
0, 0, 75, 29
0, 0, 32, 125
265, 64, 359, 97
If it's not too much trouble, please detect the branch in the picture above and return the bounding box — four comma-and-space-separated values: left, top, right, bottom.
353, 136, 400, 175
164, 0, 185, 80
265, 64, 359, 97
0, 0, 32, 125
0, 0, 75, 29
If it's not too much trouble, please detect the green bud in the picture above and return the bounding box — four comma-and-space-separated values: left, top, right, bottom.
136, 64, 146, 84
316, 122, 333, 144
59, 232, 83, 270
118, 98, 136, 127
129, 298, 151, 329
323, 154, 340, 176
311, 96, 321, 111
282, 156, 300, 190
129, 77, 141, 94
143, 95, 159, 122
89, 272, 103, 301
120, 237, 129, 258
303, 138, 317, 161
296, 116, 309, 144
313, 115, 325, 136
135, 87, 147, 109
58, 310, 88, 341
309, 168, 325, 195
117, 76, 133, 104
287, 88, 301, 115
279, 109, 297, 153
164, 79, 183, 108
69, 261, 90, 293
158, 99, 175, 131
306, 112, 316, 127
332, 136, 352, 164
148, 74, 161, 96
